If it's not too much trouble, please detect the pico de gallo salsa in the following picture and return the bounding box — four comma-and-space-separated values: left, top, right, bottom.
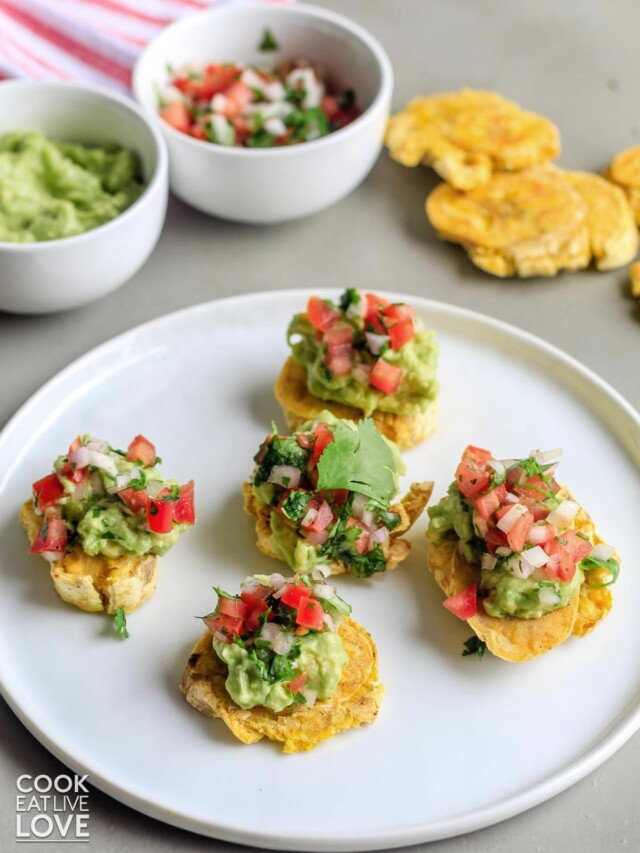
28, 434, 195, 562
249, 413, 406, 578
158, 43, 360, 148
428, 446, 619, 620
287, 288, 439, 416
203, 571, 350, 712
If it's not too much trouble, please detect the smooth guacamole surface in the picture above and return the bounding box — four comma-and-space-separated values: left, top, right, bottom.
0, 130, 144, 243
213, 632, 348, 712
288, 315, 439, 416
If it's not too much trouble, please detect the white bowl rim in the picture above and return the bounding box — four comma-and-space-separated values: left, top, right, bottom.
0, 79, 168, 253
132, 0, 394, 159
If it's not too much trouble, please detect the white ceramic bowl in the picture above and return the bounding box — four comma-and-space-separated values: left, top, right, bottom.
0, 81, 168, 315
132, 2, 393, 224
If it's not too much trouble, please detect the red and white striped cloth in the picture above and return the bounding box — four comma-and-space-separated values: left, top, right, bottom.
0, 0, 286, 93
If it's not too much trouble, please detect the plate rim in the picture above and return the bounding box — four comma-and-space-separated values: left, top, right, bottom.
1, 289, 639, 851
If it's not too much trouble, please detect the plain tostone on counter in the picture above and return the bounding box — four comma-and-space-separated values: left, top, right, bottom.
0, 0, 638, 851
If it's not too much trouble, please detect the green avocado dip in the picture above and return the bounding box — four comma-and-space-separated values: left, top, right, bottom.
427, 446, 619, 621
0, 130, 144, 243
288, 288, 438, 416
249, 411, 407, 578
204, 573, 351, 712
29, 433, 195, 561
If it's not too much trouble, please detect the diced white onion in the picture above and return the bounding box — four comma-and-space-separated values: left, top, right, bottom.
496, 503, 528, 533
503, 493, 519, 504
241, 68, 266, 90
531, 448, 563, 465
346, 297, 366, 320
370, 527, 389, 545
210, 93, 229, 113
301, 688, 317, 707
268, 465, 301, 488
322, 612, 336, 633
365, 332, 389, 355
86, 437, 109, 453
305, 530, 329, 547
539, 587, 561, 606
488, 459, 505, 479
240, 577, 260, 594
521, 545, 549, 568
106, 467, 140, 495
210, 114, 235, 146
261, 623, 295, 656
528, 524, 550, 545
495, 546, 512, 557
163, 85, 188, 105
146, 480, 164, 498
272, 582, 290, 600
301, 507, 318, 528
312, 583, 334, 599
269, 573, 287, 590
245, 101, 293, 119
361, 509, 376, 528
589, 543, 614, 561
41, 550, 64, 563
263, 80, 286, 101
351, 493, 367, 520
508, 555, 536, 580
264, 117, 286, 137
547, 500, 579, 529
311, 564, 331, 579
481, 553, 497, 572
286, 68, 324, 108
69, 447, 117, 477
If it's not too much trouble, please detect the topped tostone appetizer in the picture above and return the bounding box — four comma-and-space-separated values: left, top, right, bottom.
427, 445, 619, 662
276, 288, 439, 450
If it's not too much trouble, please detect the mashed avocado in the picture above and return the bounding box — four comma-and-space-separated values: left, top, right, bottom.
77, 505, 184, 559
270, 510, 318, 571
213, 632, 348, 712
288, 315, 438, 416
427, 483, 476, 562
0, 130, 144, 243
481, 567, 583, 619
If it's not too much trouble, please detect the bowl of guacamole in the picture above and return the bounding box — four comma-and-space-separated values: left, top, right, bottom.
0, 81, 168, 314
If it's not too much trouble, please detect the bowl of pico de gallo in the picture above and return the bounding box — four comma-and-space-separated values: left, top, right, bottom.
132, 2, 393, 224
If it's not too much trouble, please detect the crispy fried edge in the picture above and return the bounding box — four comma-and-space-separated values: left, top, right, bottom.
426, 492, 613, 661
243, 480, 433, 577
19, 499, 157, 614
179, 618, 384, 753
274, 357, 438, 451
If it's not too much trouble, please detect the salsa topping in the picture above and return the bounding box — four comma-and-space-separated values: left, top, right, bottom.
29, 434, 195, 561
288, 289, 439, 416
203, 571, 351, 712
428, 445, 619, 619
251, 414, 404, 577
158, 47, 360, 148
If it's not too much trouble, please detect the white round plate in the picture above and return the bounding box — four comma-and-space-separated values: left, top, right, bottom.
1, 291, 639, 851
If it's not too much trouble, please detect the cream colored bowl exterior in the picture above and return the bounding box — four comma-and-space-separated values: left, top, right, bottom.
133, 2, 393, 224
0, 82, 168, 315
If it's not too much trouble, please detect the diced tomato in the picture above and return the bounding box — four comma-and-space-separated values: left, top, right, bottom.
527, 523, 557, 545
485, 527, 508, 555
347, 517, 370, 554
387, 319, 415, 350
332, 489, 349, 506
68, 436, 82, 456
324, 324, 354, 347
518, 497, 550, 521
172, 480, 195, 525
543, 540, 577, 583
307, 296, 339, 332
383, 303, 415, 323
442, 585, 477, 620
310, 422, 334, 468
203, 612, 243, 641
118, 487, 147, 514
475, 483, 507, 521
364, 292, 389, 333
146, 497, 173, 534
304, 499, 333, 533
289, 672, 308, 694
370, 359, 403, 394
244, 601, 269, 632
222, 81, 253, 117
174, 64, 239, 99
494, 505, 512, 521
231, 115, 251, 145
296, 598, 325, 630
60, 461, 89, 486
190, 125, 208, 141
296, 432, 314, 451
321, 95, 340, 119
32, 474, 65, 511
563, 530, 593, 563
218, 597, 248, 619
465, 445, 492, 462
160, 101, 191, 133
506, 511, 534, 552
281, 583, 311, 610
240, 584, 271, 609
514, 475, 550, 502
456, 461, 491, 499
126, 435, 156, 466
30, 514, 68, 555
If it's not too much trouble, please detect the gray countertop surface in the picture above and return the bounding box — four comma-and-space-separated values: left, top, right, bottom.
1, 0, 638, 850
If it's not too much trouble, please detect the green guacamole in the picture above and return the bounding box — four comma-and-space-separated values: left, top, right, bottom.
428, 485, 581, 619
0, 130, 144, 243
288, 313, 438, 417
213, 632, 348, 712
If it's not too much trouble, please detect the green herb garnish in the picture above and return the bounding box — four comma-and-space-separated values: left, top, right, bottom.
114, 608, 129, 639
462, 636, 486, 659
259, 28, 279, 51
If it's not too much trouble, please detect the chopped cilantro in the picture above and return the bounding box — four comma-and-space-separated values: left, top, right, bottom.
284, 84, 306, 108
101, 532, 117, 540
462, 636, 486, 659
259, 28, 279, 51
320, 505, 387, 577
247, 128, 276, 147
316, 419, 396, 508
251, 87, 266, 101
289, 691, 307, 713
114, 608, 129, 639
378, 510, 401, 531
254, 435, 309, 485
579, 555, 620, 588
339, 288, 360, 312
213, 586, 240, 600
281, 490, 311, 522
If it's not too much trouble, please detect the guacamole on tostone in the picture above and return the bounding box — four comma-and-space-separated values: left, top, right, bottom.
0, 130, 144, 243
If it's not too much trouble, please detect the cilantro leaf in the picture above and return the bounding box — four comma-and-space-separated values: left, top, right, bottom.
316, 419, 396, 508
259, 28, 279, 51
579, 555, 620, 588
461, 636, 485, 659
114, 608, 129, 639
281, 490, 311, 522
289, 691, 307, 713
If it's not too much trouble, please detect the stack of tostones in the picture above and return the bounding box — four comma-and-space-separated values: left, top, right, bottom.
605, 145, 640, 225
385, 89, 560, 190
